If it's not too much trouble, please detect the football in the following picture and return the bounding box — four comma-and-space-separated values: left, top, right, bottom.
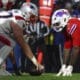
29, 67, 44, 76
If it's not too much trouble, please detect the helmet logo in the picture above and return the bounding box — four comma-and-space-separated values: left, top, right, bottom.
55, 10, 69, 17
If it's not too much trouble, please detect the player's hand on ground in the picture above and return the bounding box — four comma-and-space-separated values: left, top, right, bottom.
36, 63, 44, 72
29, 63, 45, 76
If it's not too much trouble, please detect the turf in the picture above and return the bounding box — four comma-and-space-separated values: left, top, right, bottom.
0, 73, 80, 80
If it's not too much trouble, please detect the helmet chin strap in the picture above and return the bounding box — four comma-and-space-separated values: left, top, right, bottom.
53, 27, 63, 32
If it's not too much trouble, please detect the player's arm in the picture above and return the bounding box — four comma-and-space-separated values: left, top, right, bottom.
10, 21, 43, 70
69, 46, 80, 65
63, 39, 72, 64
69, 36, 80, 65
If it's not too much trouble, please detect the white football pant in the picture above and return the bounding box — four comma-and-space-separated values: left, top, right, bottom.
0, 45, 12, 65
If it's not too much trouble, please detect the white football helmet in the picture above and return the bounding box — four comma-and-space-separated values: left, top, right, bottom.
51, 9, 71, 32
20, 2, 38, 21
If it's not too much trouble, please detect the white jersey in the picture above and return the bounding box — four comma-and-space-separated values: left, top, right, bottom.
0, 9, 26, 65
0, 9, 26, 34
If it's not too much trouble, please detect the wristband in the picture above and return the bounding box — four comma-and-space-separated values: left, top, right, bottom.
31, 56, 37, 66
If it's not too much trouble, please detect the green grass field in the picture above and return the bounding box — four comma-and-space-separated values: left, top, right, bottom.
0, 73, 80, 80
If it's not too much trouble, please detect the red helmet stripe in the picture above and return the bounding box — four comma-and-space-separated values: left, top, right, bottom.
15, 16, 25, 21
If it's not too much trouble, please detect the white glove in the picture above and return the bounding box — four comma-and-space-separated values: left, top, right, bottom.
56, 64, 66, 76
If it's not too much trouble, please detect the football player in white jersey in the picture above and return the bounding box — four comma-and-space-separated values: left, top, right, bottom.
0, 8, 44, 75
